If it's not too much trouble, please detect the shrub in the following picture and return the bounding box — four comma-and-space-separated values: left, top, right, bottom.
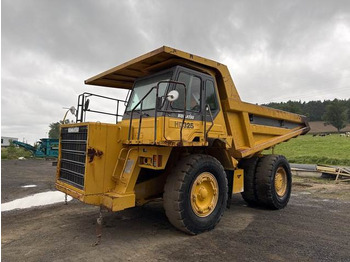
1, 145, 33, 159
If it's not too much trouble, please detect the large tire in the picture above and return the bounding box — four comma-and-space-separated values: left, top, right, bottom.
239, 157, 259, 206
255, 155, 292, 209
163, 154, 228, 235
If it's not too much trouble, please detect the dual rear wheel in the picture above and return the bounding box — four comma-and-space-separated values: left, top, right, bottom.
163, 154, 292, 234
240, 154, 292, 209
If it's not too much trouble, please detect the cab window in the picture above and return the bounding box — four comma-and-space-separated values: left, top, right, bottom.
126, 72, 172, 111
173, 72, 201, 112
205, 80, 218, 111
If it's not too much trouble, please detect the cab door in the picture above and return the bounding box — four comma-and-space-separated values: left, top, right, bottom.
162, 68, 202, 143
202, 77, 226, 141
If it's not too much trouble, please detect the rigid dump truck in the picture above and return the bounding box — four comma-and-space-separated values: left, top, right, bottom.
56, 46, 309, 234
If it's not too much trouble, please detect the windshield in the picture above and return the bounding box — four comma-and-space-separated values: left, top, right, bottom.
126, 72, 172, 111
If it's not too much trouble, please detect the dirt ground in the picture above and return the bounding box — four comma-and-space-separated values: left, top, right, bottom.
1, 159, 350, 262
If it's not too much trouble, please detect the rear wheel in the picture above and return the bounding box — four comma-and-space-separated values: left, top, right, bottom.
255, 155, 292, 209
239, 157, 259, 206
163, 154, 228, 235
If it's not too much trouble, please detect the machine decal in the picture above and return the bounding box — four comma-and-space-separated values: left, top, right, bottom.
177, 113, 195, 120
174, 122, 194, 129
68, 127, 80, 133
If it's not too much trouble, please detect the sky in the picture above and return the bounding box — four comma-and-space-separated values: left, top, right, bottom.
1, 0, 350, 144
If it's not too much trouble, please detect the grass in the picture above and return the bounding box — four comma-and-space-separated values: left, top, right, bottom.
1, 146, 33, 159
264, 134, 350, 166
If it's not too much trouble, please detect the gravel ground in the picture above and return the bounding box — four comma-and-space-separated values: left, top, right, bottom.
1, 159, 350, 262
1, 159, 56, 203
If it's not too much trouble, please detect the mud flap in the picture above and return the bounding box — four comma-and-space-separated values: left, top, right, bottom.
233, 169, 244, 193
225, 170, 233, 208
225, 169, 244, 208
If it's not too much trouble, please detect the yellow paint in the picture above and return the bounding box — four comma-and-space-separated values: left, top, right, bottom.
190, 172, 219, 217
85, 46, 241, 102
121, 116, 227, 146
134, 174, 168, 205
102, 192, 135, 211
275, 167, 287, 197
138, 146, 172, 170
56, 121, 174, 211
233, 169, 244, 193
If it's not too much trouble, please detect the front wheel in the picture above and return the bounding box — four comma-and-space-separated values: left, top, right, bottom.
163, 154, 228, 235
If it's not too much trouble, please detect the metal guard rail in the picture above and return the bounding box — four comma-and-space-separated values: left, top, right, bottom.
76, 92, 127, 124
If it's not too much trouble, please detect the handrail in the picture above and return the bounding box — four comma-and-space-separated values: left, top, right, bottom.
76, 92, 127, 124
204, 105, 214, 142
77, 87, 213, 145
128, 86, 157, 140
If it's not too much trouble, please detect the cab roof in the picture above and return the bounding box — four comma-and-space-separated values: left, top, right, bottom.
85, 46, 240, 100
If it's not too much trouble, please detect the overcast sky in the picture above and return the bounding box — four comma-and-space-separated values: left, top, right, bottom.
2, 0, 350, 144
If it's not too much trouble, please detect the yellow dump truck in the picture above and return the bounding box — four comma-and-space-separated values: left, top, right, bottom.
56, 46, 309, 234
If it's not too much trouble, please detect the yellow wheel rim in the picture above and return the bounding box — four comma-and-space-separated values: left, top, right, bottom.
275, 167, 287, 197
190, 172, 219, 217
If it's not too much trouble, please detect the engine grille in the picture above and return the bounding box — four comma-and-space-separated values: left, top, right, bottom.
59, 126, 88, 189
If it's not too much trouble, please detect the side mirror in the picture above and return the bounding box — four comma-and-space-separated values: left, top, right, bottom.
167, 90, 179, 102
63, 106, 77, 122
84, 99, 90, 111
69, 106, 76, 116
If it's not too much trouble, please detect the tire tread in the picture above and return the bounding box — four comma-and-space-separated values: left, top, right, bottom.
163, 154, 227, 234
255, 155, 291, 209
239, 157, 260, 205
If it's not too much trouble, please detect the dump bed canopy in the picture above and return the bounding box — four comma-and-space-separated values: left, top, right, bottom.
85, 46, 241, 101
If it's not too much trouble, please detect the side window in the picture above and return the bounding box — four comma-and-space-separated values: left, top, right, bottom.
205, 80, 218, 111
173, 72, 201, 112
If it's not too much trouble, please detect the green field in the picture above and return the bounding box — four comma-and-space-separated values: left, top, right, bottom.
266, 134, 350, 166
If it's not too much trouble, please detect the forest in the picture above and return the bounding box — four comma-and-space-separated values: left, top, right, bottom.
264, 99, 350, 132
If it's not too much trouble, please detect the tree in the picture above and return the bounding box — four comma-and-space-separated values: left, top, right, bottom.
264, 101, 303, 114
48, 120, 71, 139
323, 99, 348, 132
346, 100, 350, 121
264, 99, 350, 122
283, 100, 303, 114
303, 100, 326, 121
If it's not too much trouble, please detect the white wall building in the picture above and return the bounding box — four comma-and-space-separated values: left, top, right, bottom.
1, 136, 18, 147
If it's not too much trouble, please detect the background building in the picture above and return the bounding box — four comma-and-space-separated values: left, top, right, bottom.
1, 136, 19, 147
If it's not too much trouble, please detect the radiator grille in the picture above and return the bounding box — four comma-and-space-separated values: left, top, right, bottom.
59, 126, 87, 189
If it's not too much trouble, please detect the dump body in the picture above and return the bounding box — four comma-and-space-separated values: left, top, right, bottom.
56, 46, 309, 214
85, 46, 309, 157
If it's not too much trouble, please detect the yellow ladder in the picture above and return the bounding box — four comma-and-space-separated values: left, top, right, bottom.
112, 147, 139, 191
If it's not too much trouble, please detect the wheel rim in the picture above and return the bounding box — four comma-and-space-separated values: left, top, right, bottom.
275, 167, 287, 197
190, 172, 219, 217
